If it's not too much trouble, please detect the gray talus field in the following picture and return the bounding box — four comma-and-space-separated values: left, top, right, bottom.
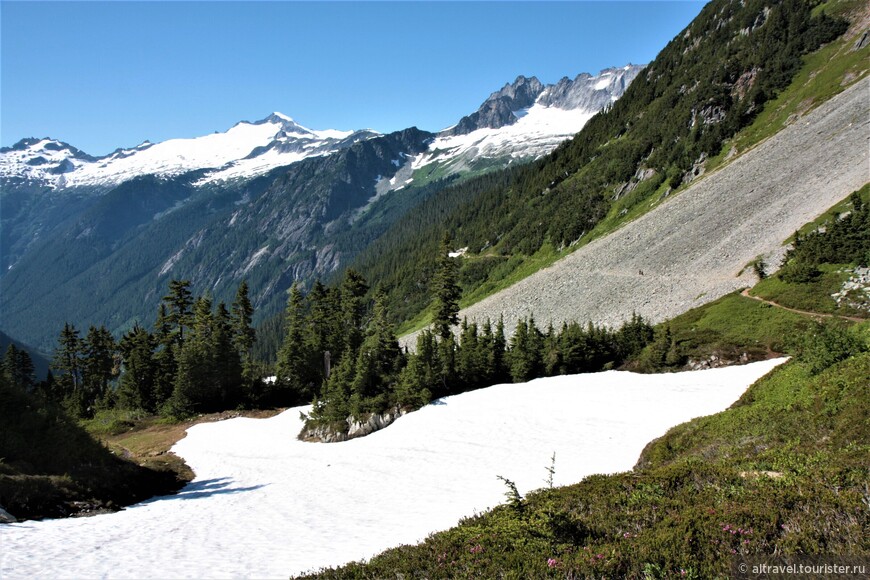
406, 77, 869, 344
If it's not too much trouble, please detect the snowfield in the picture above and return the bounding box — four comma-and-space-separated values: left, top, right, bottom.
0, 359, 785, 579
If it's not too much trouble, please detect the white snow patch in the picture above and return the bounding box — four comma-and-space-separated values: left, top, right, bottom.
594, 76, 612, 91
242, 246, 270, 275
0, 359, 785, 578
423, 104, 596, 171
228, 210, 242, 227
313, 128, 355, 140
157, 248, 185, 277
448, 247, 468, 258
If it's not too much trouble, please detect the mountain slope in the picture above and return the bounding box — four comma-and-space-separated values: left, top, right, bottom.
348, 0, 858, 331
2, 64, 641, 351
426, 77, 868, 342
0, 129, 434, 350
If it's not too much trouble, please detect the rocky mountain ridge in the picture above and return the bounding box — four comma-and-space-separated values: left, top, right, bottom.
443, 66, 643, 137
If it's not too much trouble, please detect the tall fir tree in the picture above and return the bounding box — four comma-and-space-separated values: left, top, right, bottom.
395, 330, 436, 409
2, 344, 35, 393
214, 302, 243, 408
275, 283, 313, 405
81, 325, 117, 409
163, 279, 194, 346
456, 318, 484, 391
431, 232, 462, 339
349, 289, 402, 415
166, 295, 215, 416
231, 280, 257, 387
153, 302, 177, 409
52, 323, 85, 415
340, 269, 369, 356
118, 324, 157, 411
305, 280, 342, 384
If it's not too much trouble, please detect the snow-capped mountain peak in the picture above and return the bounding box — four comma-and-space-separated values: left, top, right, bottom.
0, 113, 377, 190
407, 64, 644, 184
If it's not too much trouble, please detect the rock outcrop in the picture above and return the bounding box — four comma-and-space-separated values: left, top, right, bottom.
298, 407, 408, 443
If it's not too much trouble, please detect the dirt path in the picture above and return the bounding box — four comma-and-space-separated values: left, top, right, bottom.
739, 288, 867, 323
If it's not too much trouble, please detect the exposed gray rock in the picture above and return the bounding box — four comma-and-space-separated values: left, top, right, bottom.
298, 407, 408, 443
442, 66, 644, 137
443, 76, 544, 136
831, 267, 870, 312
0, 505, 18, 523
538, 66, 644, 110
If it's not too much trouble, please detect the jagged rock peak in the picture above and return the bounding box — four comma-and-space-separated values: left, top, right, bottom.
442, 75, 545, 137
489, 75, 545, 106
442, 65, 644, 137
537, 64, 645, 109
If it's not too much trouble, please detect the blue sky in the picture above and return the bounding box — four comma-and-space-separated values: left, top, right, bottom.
2, 1, 706, 156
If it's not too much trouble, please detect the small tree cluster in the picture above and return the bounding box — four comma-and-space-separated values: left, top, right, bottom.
48, 279, 257, 419
780, 190, 870, 282
48, 323, 117, 418
2, 344, 36, 394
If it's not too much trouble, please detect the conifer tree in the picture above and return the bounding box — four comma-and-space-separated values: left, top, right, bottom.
456, 318, 483, 390
488, 316, 509, 384
616, 313, 654, 360
215, 302, 242, 408
166, 295, 216, 416
340, 269, 369, 355
2, 344, 35, 393
431, 233, 462, 339
508, 318, 543, 382
395, 330, 435, 408
118, 325, 157, 411
231, 280, 256, 386
82, 325, 117, 409
306, 280, 341, 383
350, 289, 402, 414
275, 283, 313, 405
315, 354, 354, 422
153, 302, 177, 408
52, 323, 84, 415
163, 279, 194, 346
435, 332, 457, 397
542, 322, 562, 377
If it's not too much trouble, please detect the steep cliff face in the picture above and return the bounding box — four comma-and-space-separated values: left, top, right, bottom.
442, 75, 545, 136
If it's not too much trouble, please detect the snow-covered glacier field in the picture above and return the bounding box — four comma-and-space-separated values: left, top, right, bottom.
0, 359, 785, 579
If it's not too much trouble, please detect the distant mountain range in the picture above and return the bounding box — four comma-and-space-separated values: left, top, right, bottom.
1, 66, 642, 194
0, 66, 642, 351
